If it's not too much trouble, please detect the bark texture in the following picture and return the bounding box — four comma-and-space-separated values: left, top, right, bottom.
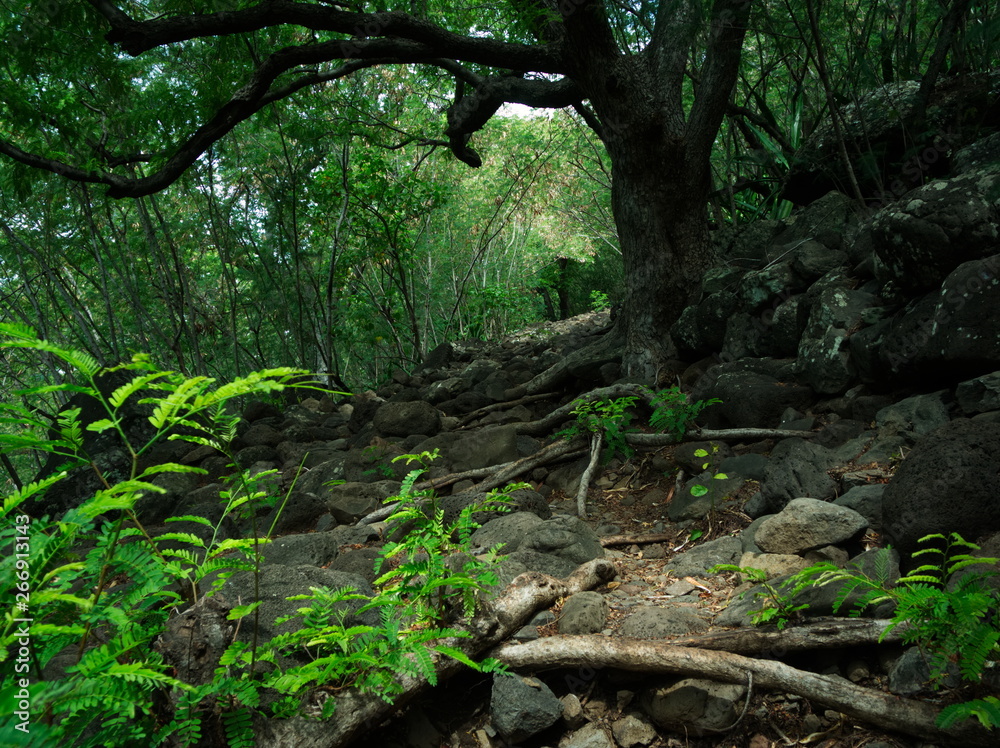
493, 635, 995, 747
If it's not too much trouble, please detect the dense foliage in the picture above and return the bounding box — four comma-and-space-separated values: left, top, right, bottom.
0, 326, 511, 745
0, 0, 995, 391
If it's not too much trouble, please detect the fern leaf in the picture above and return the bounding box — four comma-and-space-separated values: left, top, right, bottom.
165, 514, 214, 527
138, 462, 206, 479
222, 708, 255, 748
109, 371, 173, 409
937, 696, 1000, 729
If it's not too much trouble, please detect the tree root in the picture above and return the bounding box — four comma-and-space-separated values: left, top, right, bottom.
664, 618, 907, 655
457, 391, 562, 427
491, 635, 994, 747
357, 437, 587, 525
575, 431, 603, 517
251, 559, 617, 748
516, 382, 652, 436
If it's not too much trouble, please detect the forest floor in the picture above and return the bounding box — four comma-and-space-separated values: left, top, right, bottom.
364, 448, 916, 748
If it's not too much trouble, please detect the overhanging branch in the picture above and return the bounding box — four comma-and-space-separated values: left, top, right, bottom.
86, 0, 564, 73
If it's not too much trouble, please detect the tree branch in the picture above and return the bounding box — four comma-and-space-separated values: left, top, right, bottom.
87, 0, 564, 72
687, 0, 753, 165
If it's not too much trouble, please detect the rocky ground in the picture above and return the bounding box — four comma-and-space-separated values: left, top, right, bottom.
120, 301, 999, 748
37, 129, 1000, 747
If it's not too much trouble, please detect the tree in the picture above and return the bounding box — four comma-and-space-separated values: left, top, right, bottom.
0, 0, 752, 381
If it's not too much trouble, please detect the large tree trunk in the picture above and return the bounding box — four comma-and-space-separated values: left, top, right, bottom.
560, 0, 749, 383
607, 136, 714, 381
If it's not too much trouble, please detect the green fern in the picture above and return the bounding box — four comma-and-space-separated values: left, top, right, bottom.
0, 327, 334, 745
222, 707, 255, 748
937, 696, 1000, 730
777, 534, 1000, 731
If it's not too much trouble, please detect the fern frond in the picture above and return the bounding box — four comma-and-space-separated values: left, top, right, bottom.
222, 708, 255, 748
937, 696, 1000, 729
109, 371, 174, 409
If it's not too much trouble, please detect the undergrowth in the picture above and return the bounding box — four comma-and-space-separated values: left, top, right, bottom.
0, 324, 510, 746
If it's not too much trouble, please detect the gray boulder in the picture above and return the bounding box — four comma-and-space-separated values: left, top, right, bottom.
875, 391, 951, 438
490, 674, 562, 742
640, 678, 746, 732
559, 723, 616, 748
755, 498, 868, 554
834, 484, 885, 532
737, 262, 804, 313
325, 480, 399, 524
796, 284, 877, 394
758, 438, 839, 515
440, 487, 550, 527
856, 254, 1000, 383
957, 371, 1000, 414
559, 591, 609, 634
443, 424, 520, 472
761, 294, 811, 357
469, 511, 546, 554
519, 515, 604, 566
665, 536, 742, 577
222, 566, 375, 646
692, 362, 815, 430
871, 168, 1000, 294
952, 132, 1000, 175
791, 547, 900, 617
882, 419, 1000, 558
619, 604, 710, 638
259, 531, 342, 567
373, 400, 442, 437
668, 472, 745, 521
671, 292, 740, 358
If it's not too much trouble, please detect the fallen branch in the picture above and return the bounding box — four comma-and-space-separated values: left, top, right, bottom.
665, 618, 907, 655
520, 331, 624, 395
601, 531, 678, 547
251, 559, 617, 748
516, 383, 653, 436
470, 437, 586, 494
625, 428, 817, 447
492, 635, 993, 747
357, 437, 587, 525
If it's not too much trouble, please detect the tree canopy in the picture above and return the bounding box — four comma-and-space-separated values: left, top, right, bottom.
0, 0, 997, 386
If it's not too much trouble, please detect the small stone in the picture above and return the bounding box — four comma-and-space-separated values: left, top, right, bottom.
663, 579, 697, 596
616, 690, 635, 712
801, 713, 823, 734
610, 713, 657, 748
642, 544, 667, 559
561, 693, 587, 729
846, 658, 870, 682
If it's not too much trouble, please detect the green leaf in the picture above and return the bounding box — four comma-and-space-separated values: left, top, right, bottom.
228, 602, 263, 620
138, 463, 207, 479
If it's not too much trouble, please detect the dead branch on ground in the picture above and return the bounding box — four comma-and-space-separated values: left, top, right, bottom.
492, 635, 993, 746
